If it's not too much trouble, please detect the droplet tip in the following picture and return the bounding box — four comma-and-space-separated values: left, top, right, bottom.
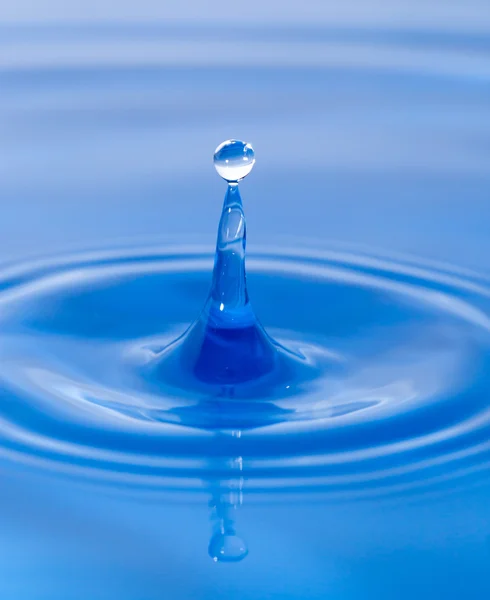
214, 139, 255, 183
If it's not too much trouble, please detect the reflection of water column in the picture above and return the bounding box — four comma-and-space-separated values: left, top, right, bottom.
208, 431, 248, 563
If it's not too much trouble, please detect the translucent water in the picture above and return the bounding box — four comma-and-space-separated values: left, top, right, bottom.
213, 140, 255, 183
154, 140, 303, 396
1, 18, 490, 600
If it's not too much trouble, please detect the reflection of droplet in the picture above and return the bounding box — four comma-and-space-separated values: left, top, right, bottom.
208, 530, 249, 563
214, 139, 255, 182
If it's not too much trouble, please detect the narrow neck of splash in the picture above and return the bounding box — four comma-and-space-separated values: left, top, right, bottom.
208, 183, 252, 326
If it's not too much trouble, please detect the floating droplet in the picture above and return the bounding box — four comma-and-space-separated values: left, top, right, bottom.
208, 531, 249, 563
214, 140, 255, 183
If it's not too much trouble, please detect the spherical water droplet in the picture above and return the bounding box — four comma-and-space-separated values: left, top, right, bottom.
214, 140, 255, 183
208, 531, 249, 563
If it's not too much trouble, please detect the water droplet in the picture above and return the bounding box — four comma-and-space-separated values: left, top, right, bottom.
208, 531, 249, 563
214, 140, 255, 182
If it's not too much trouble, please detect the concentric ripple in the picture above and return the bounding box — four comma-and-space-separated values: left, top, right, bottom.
0, 242, 490, 500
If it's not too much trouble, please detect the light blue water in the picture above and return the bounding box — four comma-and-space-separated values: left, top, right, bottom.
1, 20, 490, 599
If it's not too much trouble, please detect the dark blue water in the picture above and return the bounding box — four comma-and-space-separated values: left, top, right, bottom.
1, 19, 490, 599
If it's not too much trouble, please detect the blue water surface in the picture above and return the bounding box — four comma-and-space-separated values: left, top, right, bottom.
1, 14, 490, 600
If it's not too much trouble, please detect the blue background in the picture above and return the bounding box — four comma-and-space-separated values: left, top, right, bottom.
1, 2, 490, 598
